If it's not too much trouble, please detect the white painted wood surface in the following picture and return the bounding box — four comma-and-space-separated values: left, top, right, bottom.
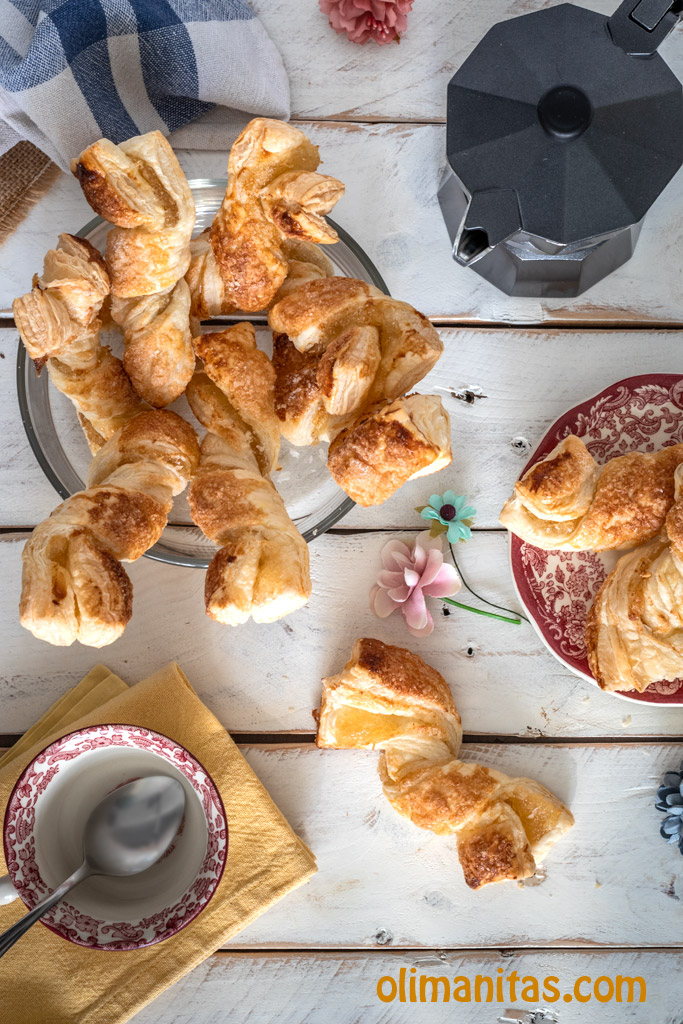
5, 327, 683, 530
3, 130, 683, 323
253, 0, 683, 123
2, 531, 683, 738
2, 4, 682, 1016
223, 742, 681, 948
131, 950, 680, 1024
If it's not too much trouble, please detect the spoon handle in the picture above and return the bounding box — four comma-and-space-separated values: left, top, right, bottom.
0, 862, 91, 958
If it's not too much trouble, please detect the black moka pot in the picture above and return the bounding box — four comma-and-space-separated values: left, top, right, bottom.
437, 0, 683, 297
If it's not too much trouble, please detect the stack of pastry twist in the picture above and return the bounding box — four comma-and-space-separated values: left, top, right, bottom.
20, 410, 199, 647
13, 233, 144, 452
268, 277, 451, 505
186, 324, 311, 625
72, 130, 196, 408
186, 117, 345, 316
15, 118, 453, 645
501, 434, 683, 692
316, 638, 573, 889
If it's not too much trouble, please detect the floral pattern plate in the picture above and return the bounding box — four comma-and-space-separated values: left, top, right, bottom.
3, 725, 228, 949
509, 373, 683, 705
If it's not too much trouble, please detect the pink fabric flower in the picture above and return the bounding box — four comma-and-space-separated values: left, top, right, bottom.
319, 0, 413, 45
370, 531, 461, 637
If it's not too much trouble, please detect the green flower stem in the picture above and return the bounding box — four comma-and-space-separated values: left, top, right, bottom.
448, 541, 529, 624
440, 597, 522, 625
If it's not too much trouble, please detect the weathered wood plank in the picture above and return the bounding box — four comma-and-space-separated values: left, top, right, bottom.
130, 949, 679, 1024
5, 326, 683, 530
2, 126, 683, 322
1, 531, 682, 738
215, 743, 683, 948
252, 0, 683, 123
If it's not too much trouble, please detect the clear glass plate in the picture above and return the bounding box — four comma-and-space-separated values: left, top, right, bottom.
17, 179, 389, 567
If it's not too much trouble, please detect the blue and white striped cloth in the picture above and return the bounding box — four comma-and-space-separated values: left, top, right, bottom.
0, 0, 290, 169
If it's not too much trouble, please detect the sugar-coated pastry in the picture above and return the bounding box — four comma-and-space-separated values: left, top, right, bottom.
187, 323, 311, 624
187, 229, 334, 319
586, 464, 683, 692
317, 638, 573, 889
192, 323, 280, 474
206, 118, 344, 312
327, 394, 452, 506
111, 280, 194, 407
13, 234, 144, 452
500, 435, 683, 550
72, 131, 196, 406
72, 131, 195, 298
20, 411, 199, 648
269, 277, 443, 444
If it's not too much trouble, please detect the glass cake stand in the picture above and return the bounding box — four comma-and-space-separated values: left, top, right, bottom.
16, 179, 390, 567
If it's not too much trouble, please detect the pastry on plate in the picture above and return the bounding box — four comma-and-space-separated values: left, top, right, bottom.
187, 323, 311, 624
198, 118, 344, 313
327, 394, 452, 506
72, 131, 196, 405
187, 232, 334, 319
20, 411, 199, 648
500, 434, 683, 550
317, 638, 573, 889
269, 278, 443, 444
586, 464, 683, 692
109, 281, 195, 408
13, 234, 144, 452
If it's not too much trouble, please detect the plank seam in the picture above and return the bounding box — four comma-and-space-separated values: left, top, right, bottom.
0, 735, 679, 748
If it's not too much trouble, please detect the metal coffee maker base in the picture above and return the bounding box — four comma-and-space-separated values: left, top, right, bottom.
438, 170, 643, 298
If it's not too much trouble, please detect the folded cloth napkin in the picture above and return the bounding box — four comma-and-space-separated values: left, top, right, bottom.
0, 662, 317, 1024
0, 0, 290, 170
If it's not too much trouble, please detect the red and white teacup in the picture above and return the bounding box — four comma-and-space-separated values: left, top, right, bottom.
0, 724, 228, 950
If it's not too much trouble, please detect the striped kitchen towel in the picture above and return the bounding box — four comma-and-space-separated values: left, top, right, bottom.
0, 0, 290, 170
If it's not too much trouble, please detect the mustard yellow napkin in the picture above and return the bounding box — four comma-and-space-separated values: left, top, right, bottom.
0, 663, 317, 1024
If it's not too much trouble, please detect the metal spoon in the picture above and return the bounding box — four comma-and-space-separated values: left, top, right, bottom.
0, 774, 185, 957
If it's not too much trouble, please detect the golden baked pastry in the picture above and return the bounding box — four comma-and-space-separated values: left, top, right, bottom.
500, 435, 683, 550
72, 131, 196, 406
327, 394, 452, 506
205, 118, 344, 312
13, 234, 144, 452
317, 638, 573, 889
187, 323, 311, 624
72, 131, 195, 297
110, 280, 194, 407
186, 231, 334, 319
270, 277, 443, 445
20, 411, 199, 647
586, 464, 683, 692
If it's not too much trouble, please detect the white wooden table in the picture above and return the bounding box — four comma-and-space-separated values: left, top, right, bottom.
1, 2, 683, 1020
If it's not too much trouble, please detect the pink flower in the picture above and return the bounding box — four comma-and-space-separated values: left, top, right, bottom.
370, 531, 461, 637
319, 0, 413, 45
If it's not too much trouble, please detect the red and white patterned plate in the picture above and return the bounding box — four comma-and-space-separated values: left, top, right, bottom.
509, 373, 683, 705
3, 724, 228, 949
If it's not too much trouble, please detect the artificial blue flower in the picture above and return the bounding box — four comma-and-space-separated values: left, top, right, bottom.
417, 490, 477, 544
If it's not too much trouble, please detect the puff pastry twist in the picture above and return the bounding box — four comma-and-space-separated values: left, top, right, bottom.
191, 118, 344, 314
72, 131, 196, 406
586, 464, 683, 692
269, 277, 445, 446
13, 234, 144, 453
500, 435, 683, 551
186, 233, 335, 319
20, 410, 199, 648
327, 393, 452, 506
186, 323, 311, 624
317, 638, 573, 889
